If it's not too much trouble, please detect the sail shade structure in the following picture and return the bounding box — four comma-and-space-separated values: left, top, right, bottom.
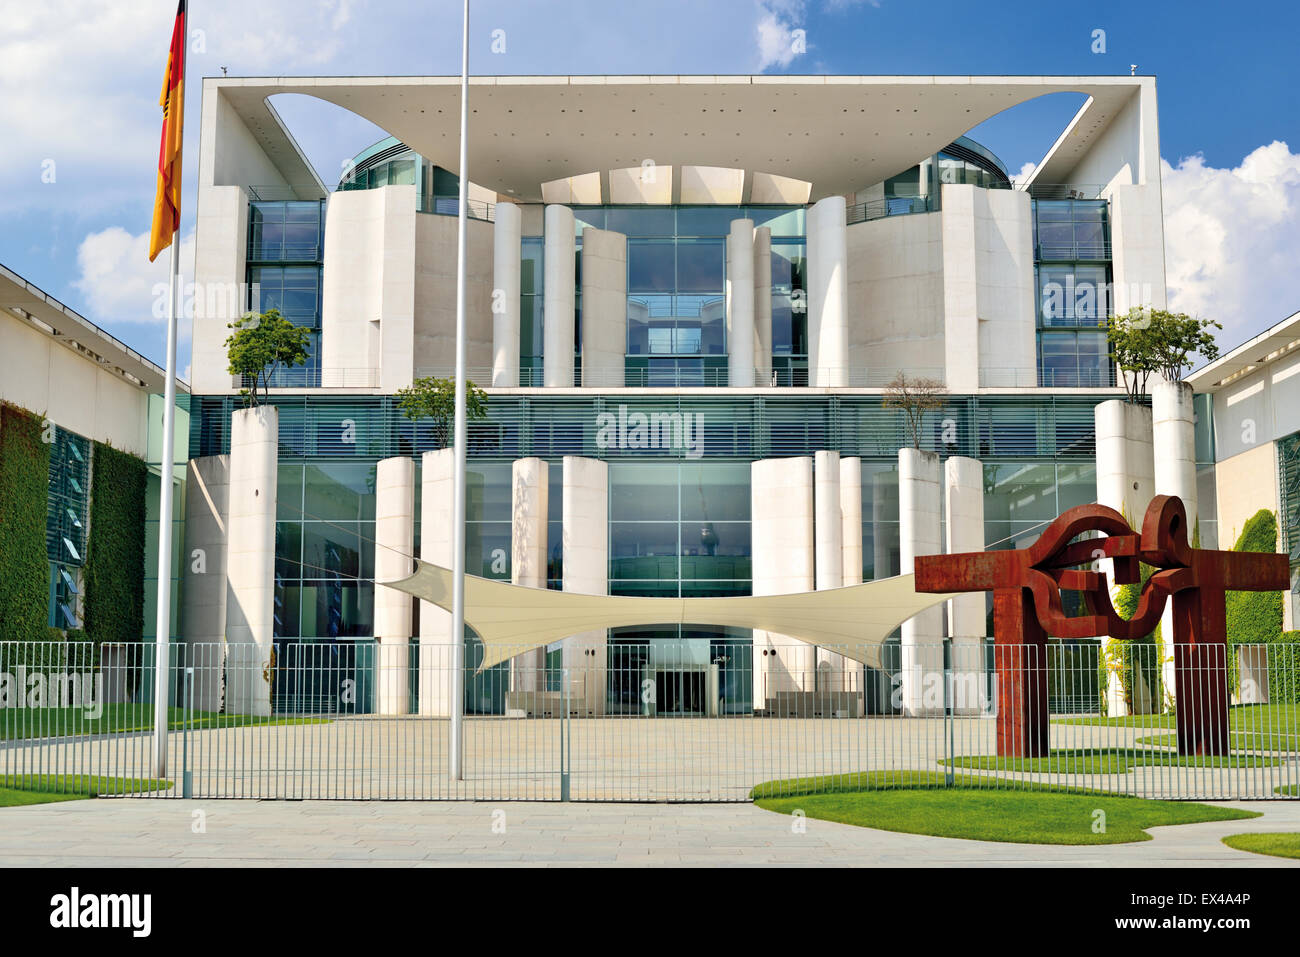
384, 561, 956, 671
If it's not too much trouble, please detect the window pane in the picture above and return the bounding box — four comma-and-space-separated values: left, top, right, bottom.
628, 242, 675, 293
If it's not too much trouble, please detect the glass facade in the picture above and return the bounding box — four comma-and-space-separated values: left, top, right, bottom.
46, 427, 90, 629
1033, 200, 1115, 389
552, 206, 806, 387
246, 200, 326, 388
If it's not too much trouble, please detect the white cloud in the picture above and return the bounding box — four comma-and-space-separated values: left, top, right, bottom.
1011, 161, 1036, 186
72, 226, 196, 329
1162, 141, 1300, 347
756, 3, 805, 71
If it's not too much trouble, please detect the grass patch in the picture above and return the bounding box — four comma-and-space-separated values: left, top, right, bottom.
1137, 732, 1300, 752
1221, 833, 1300, 860
751, 771, 1258, 845
941, 748, 1279, 774
1276, 785, 1298, 797
0, 774, 172, 806
0, 704, 330, 740
1055, 703, 1298, 731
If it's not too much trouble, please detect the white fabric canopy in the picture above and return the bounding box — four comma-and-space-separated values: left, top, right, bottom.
384, 562, 956, 671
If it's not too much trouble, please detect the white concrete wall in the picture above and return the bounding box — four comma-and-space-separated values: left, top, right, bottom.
180, 455, 229, 711
321, 184, 416, 390
840, 457, 863, 588
1110, 185, 1168, 312
944, 455, 985, 713
752, 226, 773, 383
898, 448, 943, 716
491, 202, 522, 387
726, 219, 756, 388
418, 448, 454, 717
224, 406, 278, 717
413, 213, 495, 379
751, 457, 816, 703
580, 227, 628, 388
510, 457, 549, 693
563, 456, 608, 715
374, 457, 415, 715
846, 211, 945, 383
543, 205, 576, 387
190, 184, 248, 394
0, 312, 152, 457
941, 185, 1036, 390
806, 197, 849, 387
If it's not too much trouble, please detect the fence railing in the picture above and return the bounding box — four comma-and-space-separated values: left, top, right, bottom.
2, 640, 1295, 802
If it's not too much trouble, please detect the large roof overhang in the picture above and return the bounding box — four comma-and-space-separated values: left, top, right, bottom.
0, 263, 183, 395
1187, 310, 1300, 392
207, 74, 1152, 202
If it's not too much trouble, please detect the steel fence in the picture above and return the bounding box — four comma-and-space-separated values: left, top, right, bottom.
2, 640, 1297, 802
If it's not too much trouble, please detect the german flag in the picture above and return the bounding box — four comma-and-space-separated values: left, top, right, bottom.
148, 0, 187, 262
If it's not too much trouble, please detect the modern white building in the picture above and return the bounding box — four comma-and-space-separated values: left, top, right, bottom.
176, 72, 1193, 716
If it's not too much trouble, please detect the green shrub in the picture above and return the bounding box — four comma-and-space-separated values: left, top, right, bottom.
1100, 562, 1162, 713
83, 442, 148, 647
1224, 510, 1284, 693
1267, 631, 1300, 704
0, 404, 53, 647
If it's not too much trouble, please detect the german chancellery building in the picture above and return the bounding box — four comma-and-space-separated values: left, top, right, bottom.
14, 73, 1296, 719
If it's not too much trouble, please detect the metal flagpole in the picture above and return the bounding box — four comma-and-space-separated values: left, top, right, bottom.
449, 0, 471, 780
152, 206, 181, 778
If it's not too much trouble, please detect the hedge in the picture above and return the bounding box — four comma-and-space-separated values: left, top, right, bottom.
83, 442, 148, 647
0, 404, 52, 646
1225, 509, 1283, 644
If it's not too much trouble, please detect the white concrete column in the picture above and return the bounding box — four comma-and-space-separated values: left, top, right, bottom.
510, 457, 549, 694
899, 447, 943, 716
840, 457, 863, 587
813, 451, 846, 685
751, 457, 816, 708
543, 204, 576, 387
1152, 378, 1198, 709
419, 448, 455, 717
806, 196, 849, 387
374, 456, 415, 715
945, 455, 985, 714
1094, 399, 1156, 716
726, 219, 756, 388
563, 456, 608, 715
491, 201, 522, 387
181, 455, 229, 712
225, 406, 278, 718
753, 226, 773, 384
580, 227, 627, 388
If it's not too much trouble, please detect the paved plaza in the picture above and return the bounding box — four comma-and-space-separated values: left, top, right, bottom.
1, 797, 1299, 867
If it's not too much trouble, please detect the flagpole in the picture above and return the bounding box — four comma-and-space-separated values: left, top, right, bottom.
151, 3, 187, 781
152, 231, 180, 779
450, 0, 470, 781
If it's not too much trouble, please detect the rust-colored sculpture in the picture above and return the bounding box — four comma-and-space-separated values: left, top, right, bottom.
915, 496, 1288, 758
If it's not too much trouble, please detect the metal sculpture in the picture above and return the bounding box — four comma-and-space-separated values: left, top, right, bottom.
915, 495, 1288, 757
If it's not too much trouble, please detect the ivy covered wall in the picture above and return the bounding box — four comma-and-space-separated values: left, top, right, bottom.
0, 404, 53, 644
83, 442, 148, 645
1225, 510, 1284, 645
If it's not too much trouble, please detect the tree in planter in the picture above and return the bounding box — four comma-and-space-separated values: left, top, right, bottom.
1105, 307, 1222, 401
396, 376, 488, 449
881, 372, 948, 449
225, 308, 311, 407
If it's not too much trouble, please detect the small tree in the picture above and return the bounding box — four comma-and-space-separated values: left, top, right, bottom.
396, 375, 488, 449
882, 372, 948, 449
225, 309, 310, 407
1106, 307, 1221, 401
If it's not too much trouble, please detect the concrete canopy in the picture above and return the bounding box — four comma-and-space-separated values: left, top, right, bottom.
206, 74, 1155, 202
385, 561, 956, 671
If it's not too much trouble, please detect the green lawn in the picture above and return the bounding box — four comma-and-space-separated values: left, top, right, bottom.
0, 774, 173, 806
1136, 732, 1300, 752
751, 771, 1258, 845
1055, 703, 1299, 731
941, 748, 1279, 775
0, 704, 330, 740
1221, 833, 1300, 860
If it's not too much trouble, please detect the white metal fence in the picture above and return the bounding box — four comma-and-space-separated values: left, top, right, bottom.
2, 640, 1297, 802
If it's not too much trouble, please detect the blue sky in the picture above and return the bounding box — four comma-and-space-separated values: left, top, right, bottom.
3, 0, 1298, 379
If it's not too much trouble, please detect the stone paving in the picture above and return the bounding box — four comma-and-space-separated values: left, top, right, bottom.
1, 798, 1298, 867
